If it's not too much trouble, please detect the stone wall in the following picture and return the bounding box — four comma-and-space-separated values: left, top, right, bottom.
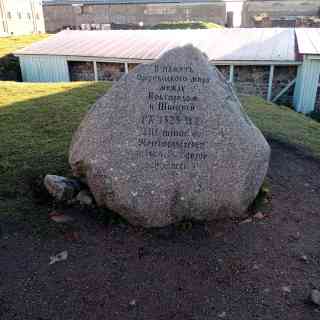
272, 66, 297, 105
97, 62, 125, 81
67, 60, 298, 106
128, 63, 140, 72
220, 65, 297, 105
242, 0, 320, 27
233, 66, 270, 98
43, 3, 226, 33
216, 65, 229, 81
315, 75, 320, 112
68, 61, 94, 81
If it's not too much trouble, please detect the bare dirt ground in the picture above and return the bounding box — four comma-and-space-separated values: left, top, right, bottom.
1, 139, 320, 320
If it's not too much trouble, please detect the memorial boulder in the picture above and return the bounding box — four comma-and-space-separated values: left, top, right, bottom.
69, 45, 270, 227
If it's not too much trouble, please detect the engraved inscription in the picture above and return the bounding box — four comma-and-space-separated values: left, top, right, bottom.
136, 63, 210, 170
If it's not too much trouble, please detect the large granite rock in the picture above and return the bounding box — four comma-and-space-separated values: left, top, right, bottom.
69, 45, 270, 227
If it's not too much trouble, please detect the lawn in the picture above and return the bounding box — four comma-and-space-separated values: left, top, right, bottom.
243, 96, 320, 157
0, 34, 49, 58
1, 81, 320, 233
0, 81, 110, 233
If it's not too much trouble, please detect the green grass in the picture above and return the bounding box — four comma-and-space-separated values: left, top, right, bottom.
150, 21, 223, 29
242, 96, 320, 158
0, 34, 49, 58
0, 81, 110, 234
1, 82, 320, 235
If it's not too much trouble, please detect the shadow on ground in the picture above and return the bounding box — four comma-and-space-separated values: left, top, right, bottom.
0, 81, 109, 235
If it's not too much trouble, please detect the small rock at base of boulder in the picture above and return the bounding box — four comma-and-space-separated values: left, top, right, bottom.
310, 289, 320, 306
44, 175, 81, 201
282, 286, 291, 293
254, 212, 265, 220
300, 254, 308, 262
76, 190, 94, 206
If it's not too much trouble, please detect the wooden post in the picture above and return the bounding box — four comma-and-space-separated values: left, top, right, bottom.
267, 65, 275, 101
124, 62, 129, 74
93, 61, 98, 81
229, 65, 234, 83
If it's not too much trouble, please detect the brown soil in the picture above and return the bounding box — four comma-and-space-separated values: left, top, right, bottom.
1, 139, 320, 320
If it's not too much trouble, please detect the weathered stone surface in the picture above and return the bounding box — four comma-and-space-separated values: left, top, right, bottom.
310, 289, 320, 306
69, 45, 270, 227
44, 175, 81, 201
76, 190, 94, 206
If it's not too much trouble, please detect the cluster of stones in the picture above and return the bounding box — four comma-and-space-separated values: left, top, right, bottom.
44, 174, 93, 206
66, 45, 270, 228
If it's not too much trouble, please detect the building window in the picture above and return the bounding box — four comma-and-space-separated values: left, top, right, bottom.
36, 13, 39, 20
27, 13, 31, 20
18, 12, 22, 19
7, 11, 11, 19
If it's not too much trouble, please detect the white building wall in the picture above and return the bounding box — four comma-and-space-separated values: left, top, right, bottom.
0, 0, 45, 35
293, 56, 320, 114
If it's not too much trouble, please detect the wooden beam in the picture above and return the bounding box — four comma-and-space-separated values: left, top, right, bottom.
229, 65, 234, 83
272, 79, 296, 103
93, 61, 98, 81
267, 65, 275, 101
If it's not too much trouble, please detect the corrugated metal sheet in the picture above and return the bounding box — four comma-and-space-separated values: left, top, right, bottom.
293, 57, 320, 113
19, 55, 70, 82
296, 28, 320, 55
15, 29, 297, 63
